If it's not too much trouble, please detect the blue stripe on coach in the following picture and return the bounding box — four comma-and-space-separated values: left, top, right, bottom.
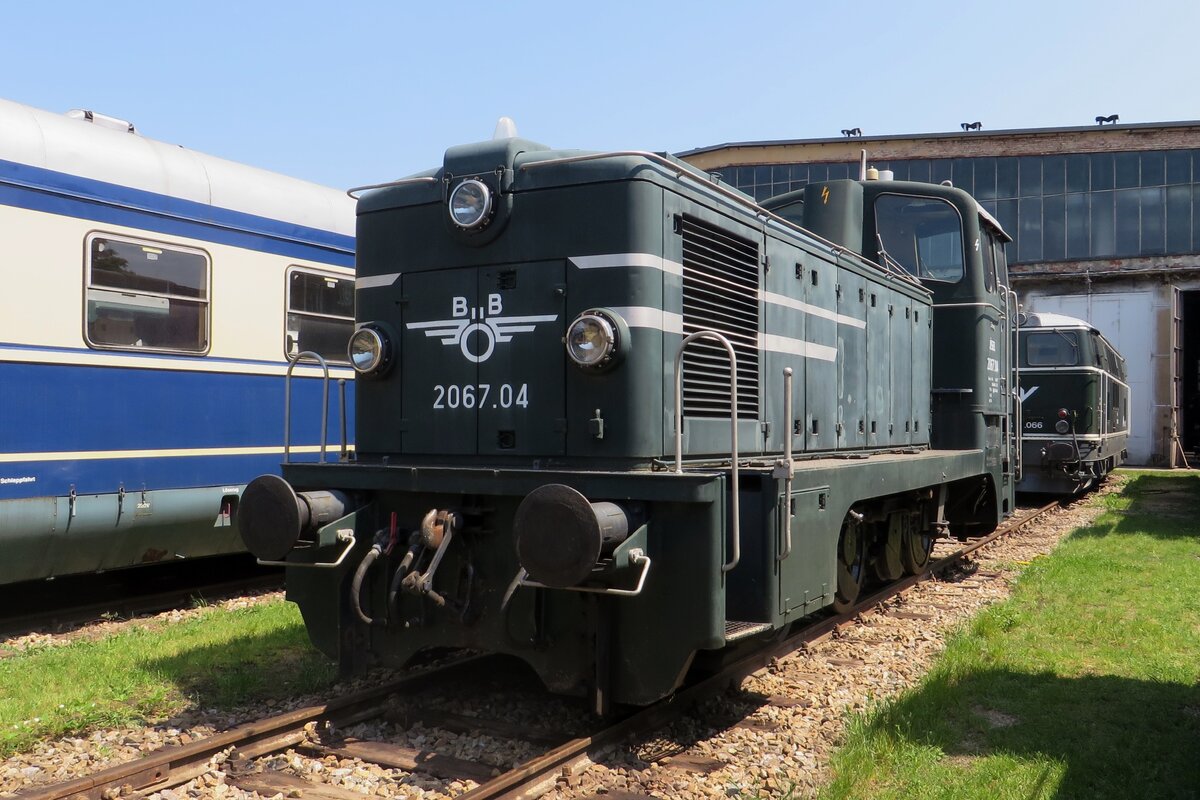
0, 158, 354, 267
0, 452, 301, 500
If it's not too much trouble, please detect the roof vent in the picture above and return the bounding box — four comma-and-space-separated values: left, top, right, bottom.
66, 109, 137, 134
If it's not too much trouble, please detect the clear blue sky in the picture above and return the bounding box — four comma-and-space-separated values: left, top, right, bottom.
4, 0, 1196, 190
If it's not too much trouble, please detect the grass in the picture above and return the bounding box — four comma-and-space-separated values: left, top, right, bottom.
0, 599, 335, 757
817, 471, 1200, 800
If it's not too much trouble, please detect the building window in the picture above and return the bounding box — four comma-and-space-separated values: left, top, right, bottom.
286, 268, 354, 364
85, 234, 209, 353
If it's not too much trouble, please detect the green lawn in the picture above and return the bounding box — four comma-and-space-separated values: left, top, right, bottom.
0, 599, 335, 757
818, 472, 1200, 800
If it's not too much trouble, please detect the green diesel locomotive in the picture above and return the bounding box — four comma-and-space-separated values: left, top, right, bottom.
239, 131, 1020, 709
1017, 311, 1129, 493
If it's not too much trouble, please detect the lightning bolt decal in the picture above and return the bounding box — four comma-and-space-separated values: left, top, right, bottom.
821, 185, 830, 204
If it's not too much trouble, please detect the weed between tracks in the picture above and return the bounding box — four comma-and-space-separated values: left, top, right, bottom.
0, 600, 334, 757
817, 471, 1200, 800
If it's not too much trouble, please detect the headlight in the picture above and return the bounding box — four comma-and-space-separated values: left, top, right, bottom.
448, 179, 493, 230
1054, 419, 1070, 434
348, 326, 389, 374
565, 311, 620, 368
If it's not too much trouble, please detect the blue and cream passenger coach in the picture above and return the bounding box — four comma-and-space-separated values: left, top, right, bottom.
0, 98, 355, 584
241, 128, 1020, 709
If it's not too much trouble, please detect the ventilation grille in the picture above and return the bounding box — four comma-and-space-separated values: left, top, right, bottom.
680, 214, 760, 419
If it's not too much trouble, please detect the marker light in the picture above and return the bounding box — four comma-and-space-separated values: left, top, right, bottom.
348, 326, 389, 374
565, 312, 619, 368
448, 179, 493, 229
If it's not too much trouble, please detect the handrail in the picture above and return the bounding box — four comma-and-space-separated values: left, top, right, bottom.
346, 175, 438, 199
776, 368, 795, 561
284, 351, 330, 465
516, 550, 652, 597
1008, 287, 1023, 481
673, 330, 740, 573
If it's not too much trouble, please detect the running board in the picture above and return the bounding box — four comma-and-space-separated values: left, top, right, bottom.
724, 621, 774, 642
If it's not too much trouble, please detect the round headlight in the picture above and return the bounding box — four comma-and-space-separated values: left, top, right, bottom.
448, 179, 493, 229
1054, 419, 1070, 434
348, 327, 387, 374
565, 312, 617, 368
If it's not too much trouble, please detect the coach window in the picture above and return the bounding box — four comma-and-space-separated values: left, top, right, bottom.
85, 235, 209, 353
874, 195, 964, 282
1025, 331, 1079, 366
286, 268, 354, 364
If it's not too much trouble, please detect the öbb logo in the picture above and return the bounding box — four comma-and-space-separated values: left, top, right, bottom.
406, 294, 558, 363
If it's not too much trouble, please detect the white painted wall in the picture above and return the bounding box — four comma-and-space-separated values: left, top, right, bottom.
1024, 291, 1155, 463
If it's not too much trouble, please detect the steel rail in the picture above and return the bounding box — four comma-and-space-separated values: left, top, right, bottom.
17, 656, 496, 800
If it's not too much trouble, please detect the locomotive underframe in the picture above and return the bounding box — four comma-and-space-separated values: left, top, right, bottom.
280, 447, 990, 706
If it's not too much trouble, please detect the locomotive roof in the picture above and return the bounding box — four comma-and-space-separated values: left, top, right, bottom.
0, 97, 355, 237
1020, 311, 1091, 329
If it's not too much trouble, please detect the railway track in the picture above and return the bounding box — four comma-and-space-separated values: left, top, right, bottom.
16, 500, 1061, 800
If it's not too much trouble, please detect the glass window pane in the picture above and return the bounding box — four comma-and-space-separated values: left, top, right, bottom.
1066, 155, 1090, 193
995, 199, 1018, 251
1018, 197, 1043, 262
1167, 184, 1192, 252
1025, 332, 1079, 366
86, 236, 210, 354
1019, 157, 1042, 197
828, 163, 850, 180
1140, 152, 1165, 187
907, 159, 931, 184
886, 162, 908, 182
931, 159, 952, 185
736, 166, 755, 188
808, 164, 828, 182
874, 194, 964, 282
1165, 151, 1191, 185
754, 165, 771, 186
1193, 185, 1200, 252
1091, 154, 1114, 190
1066, 193, 1090, 259
996, 157, 1018, 198
1115, 152, 1139, 189
973, 158, 997, 200
1139, 187, 1165, 254
289, 270, 354, 318
1091, 191, 1115, 255
1042, 194, 1065, 261
1114, 189, 1140, 255
1043, 156, 1066, 195
90, 238, 207, 299
952, 158, 973, 193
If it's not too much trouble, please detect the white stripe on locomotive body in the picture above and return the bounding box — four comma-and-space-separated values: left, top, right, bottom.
357, 273, 401, 290
567, 252, 868, 330
1020, 365, 1131, 391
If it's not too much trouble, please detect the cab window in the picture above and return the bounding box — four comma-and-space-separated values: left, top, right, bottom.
1025, 331, 1079, 366
874, 195, 964, 282
286, 268, 355, 364
981, 228, 997, 291
85, 234, 209, 353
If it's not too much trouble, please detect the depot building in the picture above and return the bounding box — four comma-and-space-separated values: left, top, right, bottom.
679, 121, 1200, 466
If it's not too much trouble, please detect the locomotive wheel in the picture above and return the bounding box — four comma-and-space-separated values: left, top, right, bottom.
901, 526, 934, 574
833, 516, 866, 614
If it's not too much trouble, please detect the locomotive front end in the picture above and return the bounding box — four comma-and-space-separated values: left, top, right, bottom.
240, 135, 736, 708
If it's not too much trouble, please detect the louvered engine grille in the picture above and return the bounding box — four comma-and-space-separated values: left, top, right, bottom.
680, 215, 760, 419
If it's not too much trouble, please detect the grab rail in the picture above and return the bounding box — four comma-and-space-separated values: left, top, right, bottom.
284, 351, 331, 465
673, 330, 741, 573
